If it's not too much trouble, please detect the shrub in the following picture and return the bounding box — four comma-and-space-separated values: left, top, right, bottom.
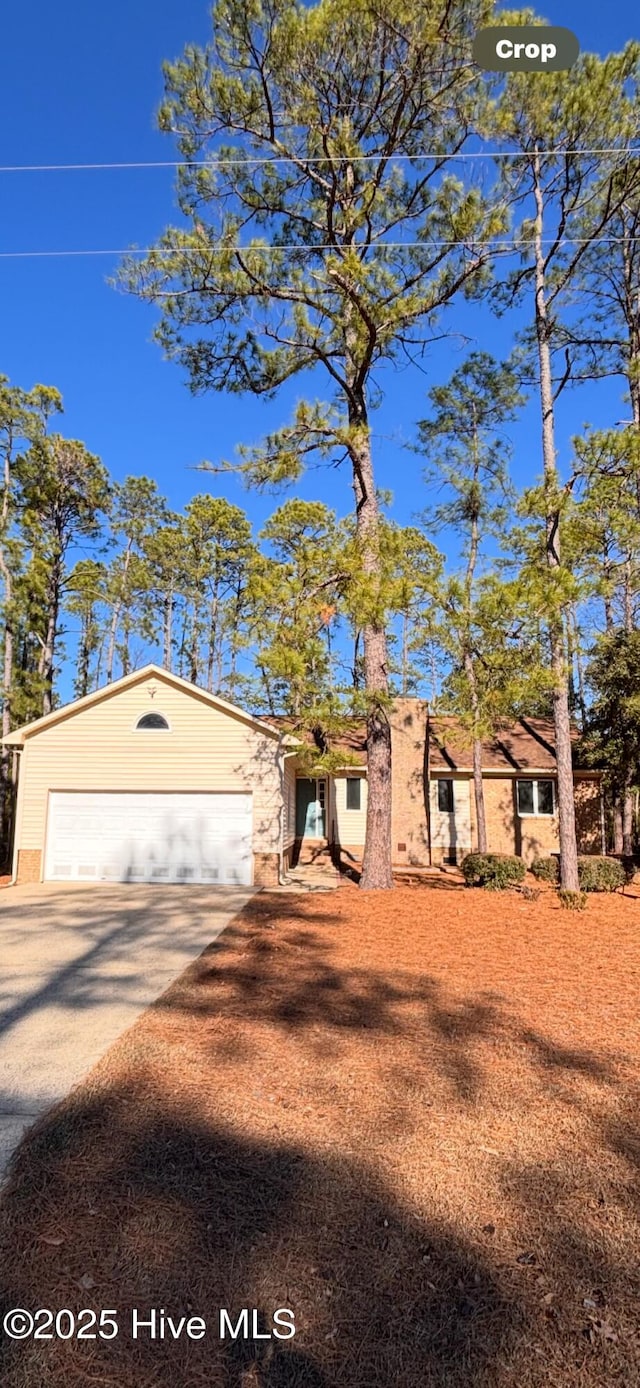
578, 855, 626, 893
531, 856, 560, 884
532, 855, 625, 892
461, 853, 526, 890
558, 889, 588, 911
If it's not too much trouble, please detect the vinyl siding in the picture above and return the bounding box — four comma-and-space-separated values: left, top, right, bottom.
283, 756, 297, 850
15, 677, 283, 858
429, 776, 472, 857
332, 772, 367, 847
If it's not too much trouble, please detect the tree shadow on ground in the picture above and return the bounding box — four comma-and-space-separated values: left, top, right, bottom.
158, 896, 623, 1106
1, 890, 638, 1386
0, 1065, 638, 1388
0, 1079, 535, 1388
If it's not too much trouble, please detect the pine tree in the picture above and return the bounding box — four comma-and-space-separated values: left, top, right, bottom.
492, 33, 640, 889
416, 353, 522, 850
121, 0, 505, 887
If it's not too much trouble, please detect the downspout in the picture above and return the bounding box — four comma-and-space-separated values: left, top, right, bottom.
425, 705, 433, 867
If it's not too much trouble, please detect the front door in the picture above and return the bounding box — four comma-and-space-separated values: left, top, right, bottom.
295, 778, 326, 838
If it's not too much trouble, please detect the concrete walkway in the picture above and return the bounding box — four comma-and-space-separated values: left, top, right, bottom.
272, 858, 339, 892
0, 882, 253, 1179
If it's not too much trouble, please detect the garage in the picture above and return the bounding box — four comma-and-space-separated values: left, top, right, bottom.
44, 790, 253, 886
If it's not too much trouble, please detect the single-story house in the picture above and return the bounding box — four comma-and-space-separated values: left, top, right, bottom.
2, 668, 602, 888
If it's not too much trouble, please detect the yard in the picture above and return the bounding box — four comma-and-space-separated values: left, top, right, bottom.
0, 880, 639, 1387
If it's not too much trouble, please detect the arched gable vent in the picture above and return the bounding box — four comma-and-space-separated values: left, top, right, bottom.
135, 712, 170, 730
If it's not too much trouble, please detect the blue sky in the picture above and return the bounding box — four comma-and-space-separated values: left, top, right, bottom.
1, 0, 637, 621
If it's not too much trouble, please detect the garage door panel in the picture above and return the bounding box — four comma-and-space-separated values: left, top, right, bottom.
44, 792, 253, 886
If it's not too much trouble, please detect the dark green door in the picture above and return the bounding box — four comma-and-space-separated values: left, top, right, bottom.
295, 779, 326, 837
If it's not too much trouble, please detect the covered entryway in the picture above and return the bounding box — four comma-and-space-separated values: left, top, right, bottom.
44, 791, 253, 885
295, 778, 326, 838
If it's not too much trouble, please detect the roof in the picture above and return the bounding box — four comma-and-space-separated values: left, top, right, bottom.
256, 715, 367, 765
2, 664, 299, 748
427, 714, 590, 773
259, 706, 593, 774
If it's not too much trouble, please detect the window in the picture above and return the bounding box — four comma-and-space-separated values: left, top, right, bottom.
437, 779, 454, 814
517, 779, 555, 816
346, 777, 361, 810
135, 712, 170, 730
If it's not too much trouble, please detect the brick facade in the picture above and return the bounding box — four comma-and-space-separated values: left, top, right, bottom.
389, 699, 430, 865
386, 699, 603, 866
16, 849, 42, 884
253, 852, 280, 888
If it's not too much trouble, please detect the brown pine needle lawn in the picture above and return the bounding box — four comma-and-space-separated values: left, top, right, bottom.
1, 883, 639, 1388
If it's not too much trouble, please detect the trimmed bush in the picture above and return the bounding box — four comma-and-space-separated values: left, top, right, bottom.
558, 889, 588, 911
532, 854, 625, 892
578, 855, 626, 893
461, 852, 526, 890
531, 856, 560, 884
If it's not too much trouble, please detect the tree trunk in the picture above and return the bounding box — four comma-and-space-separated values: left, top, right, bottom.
77, 615, 91, 698
0, 614, 13, 861
106, 544, 131, 683
472, 736, 487, 854
612, 796, 623, 853
39, 552, 62, 716
350, 416, 393, 891
163, 588, 173, 670
533, 149, 579, 892
189, 607, 200, 685
622, 774, 634, 857
0, 449, 14, 856
570, 607, 587, 732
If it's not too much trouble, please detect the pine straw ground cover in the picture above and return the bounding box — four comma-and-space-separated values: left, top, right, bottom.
0, 884, 639, 1388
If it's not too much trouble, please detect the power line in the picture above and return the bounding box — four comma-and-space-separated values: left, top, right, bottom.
1, 147, 639, 174
0, 235, 639, 260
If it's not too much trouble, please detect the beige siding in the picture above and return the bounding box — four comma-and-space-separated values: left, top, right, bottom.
283, 756, 297, 850
15, 678, 283, 861
332, 772, 367, 847
430, 775, 472, 860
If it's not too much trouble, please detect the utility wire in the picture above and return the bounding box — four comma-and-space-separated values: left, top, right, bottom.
1, 147, 639, 173
0, 235, 639, 260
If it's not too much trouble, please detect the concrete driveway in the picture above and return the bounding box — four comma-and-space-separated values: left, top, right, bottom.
0, 882, 254, 1178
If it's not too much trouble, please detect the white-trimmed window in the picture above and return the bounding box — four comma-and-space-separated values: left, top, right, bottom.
346, 777, 361, 811
135, 712, 170, 731
516, 778, 555, 816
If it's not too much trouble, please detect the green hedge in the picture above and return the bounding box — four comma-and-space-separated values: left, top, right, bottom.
531, 855, 625, 893
577, 856, 626, 893
461, 853, 526, 890
531, 856, 560, 883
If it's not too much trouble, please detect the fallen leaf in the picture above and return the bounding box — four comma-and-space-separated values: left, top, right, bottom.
40, 1235, 64, 1247
77, 1273, 95, 1291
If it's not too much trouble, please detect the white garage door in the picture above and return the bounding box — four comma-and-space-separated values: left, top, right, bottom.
44, 791, 253, 886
